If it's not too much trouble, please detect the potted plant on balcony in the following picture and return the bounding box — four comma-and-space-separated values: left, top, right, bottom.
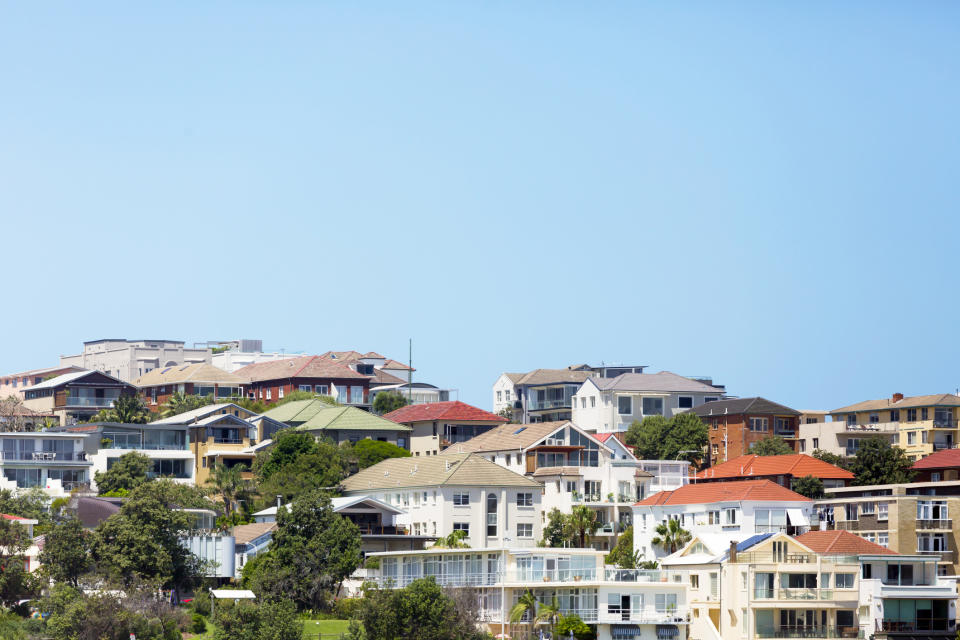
607, 492, 615, 503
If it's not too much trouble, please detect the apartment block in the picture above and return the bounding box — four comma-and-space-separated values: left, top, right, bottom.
60, 339, 211, 382
0, 431, 92, 496
694, 397, 802, 464
383, 401, 507, 457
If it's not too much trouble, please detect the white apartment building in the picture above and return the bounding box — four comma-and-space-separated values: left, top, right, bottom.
662, 530, 957, 640
61, 422, 196, 490
61, 339, 211, 382
366, 547, 689, 640
445, 421, 649, 550
0, 432, 92, 496
633, 480, 815, 562
340, 453, 544, 549
572, 372, 723, 434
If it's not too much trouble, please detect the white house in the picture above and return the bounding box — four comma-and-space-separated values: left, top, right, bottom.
632, 479, 815, 562
0, 432, 92, 496
444, 421, 651, 550
366, 546, 689, 640
572, 372, 723, 434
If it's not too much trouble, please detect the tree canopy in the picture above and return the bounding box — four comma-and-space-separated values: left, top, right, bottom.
358, 578, 486, 640
850, 437, 916, 486
812, 449, 852, 470
372, 391, 409, 415
540, 508, 566, 547
94, 451, 153, 495
790, 475, 825, 499
91, 394, 150, 424
751, 436, 795, 456
606, 525, 641, 568
39, 517, 93, 587
212, 599, 302, 640
0, 517, 39, 607
350, 438, 411, 469
625, 412, 708, 464
651, 518, 691, 555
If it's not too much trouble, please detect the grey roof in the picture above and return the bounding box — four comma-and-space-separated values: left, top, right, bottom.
151, 403, 256, 424
592, 371, 723, 393
342, 453, 542, 492
24, 370, 122, 392
693, 397, 800, 417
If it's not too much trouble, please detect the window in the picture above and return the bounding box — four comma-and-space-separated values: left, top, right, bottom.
678, 396, 693, 409
704, 397, 719, 404
922, 407, 929, 420
497, 391, 502, 402
350, 386, 364, 404
917, 533, 947, 552
517, 523, 533, 538
749, 417, 768, 432
505, 390, 511, 402
711, 444, 719, 456
486, 494, 498, 537
690, 574, 699, 588
907, 432, 917, 445
298, 385, 312, 392
707, 511, 720, 525
590, 396, 596, 408
869, 413, 880, 424
845, 504, 858, 521
812, 438, 819, 449
517, 493, 534, 507
820, 573, 831, 588
861, 502, 875, 515
453, 492, 470, 506
887, 564, 914, 583
315, 384, 328, 395
799, 441, 806, 453
877, 502, 888, 520
724, 508, 738, 525
452, 522, 469, 535
397, 437, 407, 449
890, 409, 900, 422
278, 386, 284, 398
907, 409, 917, 422
618, 397, 632, 415
878, 532, 889, 548
654, 593, 677, 613
918, 500, 947, 521
566, 481, 577, 493
642, 397, 664, 416
756, 509, 787, 533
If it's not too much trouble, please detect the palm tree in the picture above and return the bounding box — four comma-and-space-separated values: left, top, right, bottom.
432, 529, 470, 549
564, 505, 601, 548
111, 394, 150, 424
160, 391, 209, 419
510, 591, 561, 634
651, 518, 691, 554
207, 462, 246, 517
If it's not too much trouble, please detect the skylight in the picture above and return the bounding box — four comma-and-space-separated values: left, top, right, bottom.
513, 427, 526, 434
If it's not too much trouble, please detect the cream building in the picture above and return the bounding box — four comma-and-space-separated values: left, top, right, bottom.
61, 339, 211, 382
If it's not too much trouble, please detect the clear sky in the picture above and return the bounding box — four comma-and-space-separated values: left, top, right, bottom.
2, 2, 958, 411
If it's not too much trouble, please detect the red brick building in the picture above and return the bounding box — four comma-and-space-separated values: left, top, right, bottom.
134, 363, 246, 411
694, 397, 802, 464
236, 356, 370, 407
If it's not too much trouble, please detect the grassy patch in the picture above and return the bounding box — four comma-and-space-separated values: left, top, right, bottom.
302, 618, 351, 635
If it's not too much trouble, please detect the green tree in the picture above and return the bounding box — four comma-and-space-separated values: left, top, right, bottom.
90, 480, 208, 594
213, 599, 302, 640
540, 508, 566, 547
791, 475, 826, 499
564, 505, 600, 548
651, 518, 691, 555
246, 490, 361, 610
256, 429, 322, 480
94, 451, 152, 495
159, 391, 211, 419
812, 449, 852, 470
255, 441, 349, 508
94, 394, 150, 424
432, 529, 469, 549
350, 438, 411, 469
510, 590, 560, 632
625, 413, 708, 464
556, 613, 593, 640
360, 578, 486, 640
751, 436, 795, 456
606, 525, 640, 568
373, 391, 409, 415
40, 517, 92, 587
207, 462, 249, 518
850, 437, 917, 486
0, 517, 39, 607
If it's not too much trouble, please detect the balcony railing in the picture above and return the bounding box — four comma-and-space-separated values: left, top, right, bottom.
752, 588, 840, 600
932, 419, 958, 429
528, 399, 571, 411
917, 519, 952, 530
736, 551, 859, 565
63, 396, 118, 408
603, 607, 688, 624
62, 481, 91, 492
354, 524, 408, 536
878, 618, 952, 632
104, 440, 189, 451
756, 626, 840, 639
212, 437, 243, 444
604, 569, 686, 583
366, 573, 501, 588
0, 451, 87, 462
843, 421, 898, 433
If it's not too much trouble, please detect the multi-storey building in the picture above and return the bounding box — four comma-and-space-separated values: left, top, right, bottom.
60, 422, 196, 489
0, 431, 92, 496
134, 363, 246, 410
493, 367, 597, 424
0, 364, 85, 399
60, 339, 211, 382
695, 454, 853, 490
261, 399, 412, 449
693, 397, 802, 464
445, 420, 650, 550
383, 401, 507, 457
912, 448, 960, 482
796, 418, 850, 457
633, 480, 815, 562
365, 547, 690, 640
830, 393, 960, 461
235, 356, 371, 407
815, 480, 960, 577
340, 453, 543, 549
20, 370, 138, 425
574, 372, 724, 435
662, 529, 956, 640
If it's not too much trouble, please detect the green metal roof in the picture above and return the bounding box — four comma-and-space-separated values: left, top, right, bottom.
262, 399, 410, 432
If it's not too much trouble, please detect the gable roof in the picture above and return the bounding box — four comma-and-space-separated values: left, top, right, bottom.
794, 530, 898, 555
151, 403, 256, 425
635, 479, 812, 506
912, 448, 960, 470
441, 421, 572, 454
513, 369, 594, 386
833, 393, 960, 414
232, 522, 277, 545
25, 369, 130, 392
134, 363, 245, 387
259, 398, 338, 423
235, 355, 367, 382
695, 454, 853, 481
693, 397, 800, 417
383, 401, 508, 424
341, 453, 542, 491
295, 405, 410, 432
592, 371, 723, 393
320, 351, 414, 372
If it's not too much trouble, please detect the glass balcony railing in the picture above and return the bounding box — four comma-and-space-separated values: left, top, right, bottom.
64, 396, 118, 407
0, 451, 87, 462
756, 626, 839, 639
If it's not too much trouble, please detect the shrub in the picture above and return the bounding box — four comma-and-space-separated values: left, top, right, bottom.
191, 612, 207, 634
333, 598, 364, 620
191, 590, 211, 617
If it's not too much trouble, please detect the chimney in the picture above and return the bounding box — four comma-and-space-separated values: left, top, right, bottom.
892, 392, 904, 403
729, 541, 738, 563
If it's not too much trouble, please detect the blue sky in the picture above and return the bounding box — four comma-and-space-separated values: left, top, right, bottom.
1, 2, 958, 411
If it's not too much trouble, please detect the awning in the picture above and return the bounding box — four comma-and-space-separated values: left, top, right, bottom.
786, 508, 809, 527
656, 625, 679, 639
611, 625, 641, 639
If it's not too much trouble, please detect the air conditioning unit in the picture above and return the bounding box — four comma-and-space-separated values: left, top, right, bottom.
545, 438, 564, 446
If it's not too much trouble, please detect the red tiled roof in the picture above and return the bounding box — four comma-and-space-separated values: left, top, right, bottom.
635, 479, 811, 506
65, 425, 100, 432
912, 448, 960, 470
235, 356, 367, 382
695, 454, 853, 481
1, 514, 29, 521
384, 401, 508, 424
795, 530, 897, 555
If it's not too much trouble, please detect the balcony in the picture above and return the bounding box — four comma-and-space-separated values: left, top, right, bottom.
0, 451, 88, 463
604, 569, 686, 583
878, 619, 952, 633
353, 524, 409, 536
528, 399, 572, 411
932, 419, 958, 429
752, 588, 841, 601
601, 607, 688, 625
756, 626, 840, 639
917, 519, 952, 530
62, 396, 118, 408
842, 421, 899, 434
367, 573, 501, 588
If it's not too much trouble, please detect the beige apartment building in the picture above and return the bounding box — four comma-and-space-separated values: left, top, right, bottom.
830, 393, 960, 461
61, 339, 211, 383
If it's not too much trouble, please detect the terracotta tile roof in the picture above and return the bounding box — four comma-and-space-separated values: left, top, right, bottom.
134, 363, 246, 387
341, 453, 542, 491
833, 393, 960, 414
232, 522, 277, 545
1, 514, 29, 521
912, 448, 960, 470
441, 421, 571, 453
235, 356, 367, 382
635, 479, 812, 506
319, 351, 414, 372
695, 454, 853, 481
384, 401, 508, 424
794, 530, 897, 555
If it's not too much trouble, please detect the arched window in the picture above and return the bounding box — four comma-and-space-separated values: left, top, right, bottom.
486, 493, 498, 537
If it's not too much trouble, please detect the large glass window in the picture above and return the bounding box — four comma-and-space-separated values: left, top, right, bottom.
918, 500, 948, 520
618, 397, 632, 415
3, 468, 41, 488
486, 493, 498, 537
755, 509, 787, 533
654, 593, 677, 612
642, 397, 664, 416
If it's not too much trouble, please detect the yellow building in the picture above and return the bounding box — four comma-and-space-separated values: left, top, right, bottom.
830, 393, 960, 461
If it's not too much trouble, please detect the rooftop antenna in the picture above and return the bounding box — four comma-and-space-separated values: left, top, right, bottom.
408, 339, 413, 404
